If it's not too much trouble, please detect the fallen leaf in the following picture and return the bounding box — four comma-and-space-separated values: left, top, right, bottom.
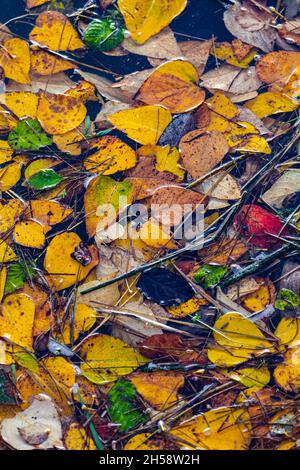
109, 105, 172, 145
180, 130, 229, 180
118, 0, 187, 44
80, 334, 148, 384
0, 38, 30, 84
30, 11, 85, 51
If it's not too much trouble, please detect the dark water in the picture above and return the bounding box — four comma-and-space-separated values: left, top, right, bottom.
2, 0, 232, 77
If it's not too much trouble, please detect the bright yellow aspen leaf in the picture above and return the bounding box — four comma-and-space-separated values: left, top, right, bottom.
139, 219, 177, 249
0, 240, 17, 262
213, 42, 256, 68
109, 105, 172, 145
80, 334, 148, 384
0, 266, 7, 303
275, 318, 300, 351
0, 92, 38, 127
225, 367, 270, 388
0, 293, 35, 355
274, 346, 300, 392
245, 92, 298, 118
30, 49, 74, 75
0, 163, 21, 191
30, 11, 85, 51
169, 407, 251, 450
58, 303, 97, 345
64, 423, 96, 450
53, 129, 83, 156
208, 312, 273, 367
25, 200, 73, 226
44, 232, 98, 291
0, 141, 13, 165
84, 136, 137, 175
37, 91, 87, 135
118, 0, 187, 44
0, 38, 30, 84
13, 219, 47, 249
64, 81, 98, 103
167, 297, 208, 318
0, 199, 25, 234
130, 372, 184, 410
138, 144, 185, 180
124, 433, 168, 451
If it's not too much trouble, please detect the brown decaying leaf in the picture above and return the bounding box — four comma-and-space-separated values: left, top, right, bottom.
179, 130, 230, 180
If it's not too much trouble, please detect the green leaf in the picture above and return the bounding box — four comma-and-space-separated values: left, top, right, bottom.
194, 264, 228, 289
275, 288, 300, 311
27, 168, 63, 190
84, 18, 125, 52
13, 352, 39, 374
108, 379, 148, 432
8, 118, 52, 151
5, 262, 35, 295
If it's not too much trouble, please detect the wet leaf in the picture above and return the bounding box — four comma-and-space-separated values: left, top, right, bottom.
109, 105, 172, 145
8, 118, 52, 151
0, 38, 30, 84
194, 264, 228, 289
27, 168, 63, 190
137, 267, 194, 307
30, 11, 85, 51
118, 0, 187, 44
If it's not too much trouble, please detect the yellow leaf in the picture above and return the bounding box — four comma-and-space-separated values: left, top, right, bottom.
64, 423, 96, 450
64, 81, 98, 103
0, 239, 17, 262
31, 48, 74, 75
16, 357, 75, 415
24, 200, 72, 226
274, 346, 300, 392
84, 175, 134, 238
0, 38, 30, 84
138, 60, 205, 113
0, 163, 21, 191
242, 279, 276, 312
30, 11, 85, 51
130, 372, 184, 410
118, 0, 187, 44
124, 433, 168, 450
84, 136, 137, 175
13, 219, 47, 249
137, 144, 184, 180
213, 42, 256, 68
58, 303, 97, 345
109, 105, 172, 145
0, 92, 38, 128
37, 91, 87, 135
53, 129, 83, 156
44, 232, 99, 291
245, 92, 298, 118
0, 199, 25, 234
23, 282, 54, 336
207, 91, 240, 119
0, 141, 13, 164
167, 297, 208, 318
256, 51, 300, 88
225, 367, 270, 388
275, 317, 300, 351
208, 312, 273, 367
0, 293, 35, 358
169, 407, 251, 450
80, 334, 148, 384
0, 266, 7, 303
24, 157, 58, 180
139, 218, 177, 249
